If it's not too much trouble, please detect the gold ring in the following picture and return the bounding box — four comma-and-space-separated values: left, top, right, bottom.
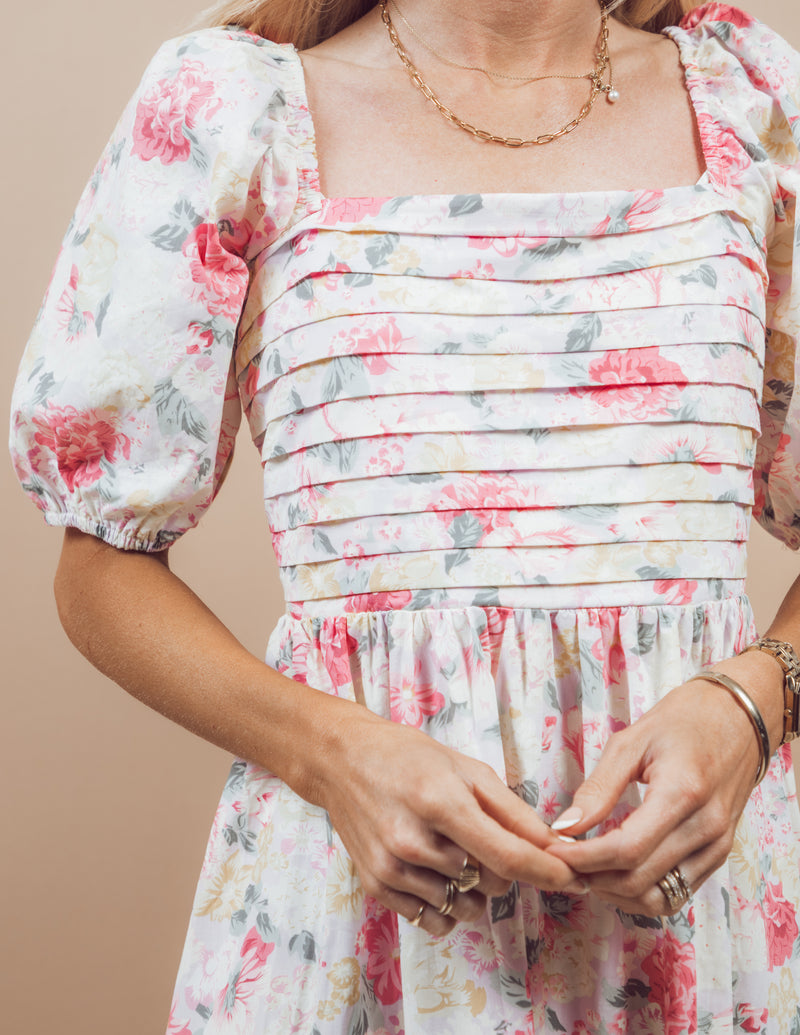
455, 854, 481, 894
657, 867, 691, 913
437, 878, 458, 917
409, 903, 426, 927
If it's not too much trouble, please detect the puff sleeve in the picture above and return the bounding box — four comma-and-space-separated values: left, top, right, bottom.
9, 29, 299, 550
679, 5, 800, 548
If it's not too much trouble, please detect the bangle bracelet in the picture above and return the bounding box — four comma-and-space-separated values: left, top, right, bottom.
687, 670, 771, 785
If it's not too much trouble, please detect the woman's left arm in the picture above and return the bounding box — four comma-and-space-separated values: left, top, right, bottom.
546, 575, 799, 917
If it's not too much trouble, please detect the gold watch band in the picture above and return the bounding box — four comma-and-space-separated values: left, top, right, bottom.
742, 637, 800, 744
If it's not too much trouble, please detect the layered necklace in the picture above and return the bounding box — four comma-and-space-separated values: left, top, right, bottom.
379, 0, 619, 148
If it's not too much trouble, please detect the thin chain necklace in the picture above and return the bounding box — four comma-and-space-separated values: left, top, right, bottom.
379, 0, 619, 149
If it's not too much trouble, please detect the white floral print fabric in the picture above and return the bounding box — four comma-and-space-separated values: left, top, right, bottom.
9, 3, 800, 1032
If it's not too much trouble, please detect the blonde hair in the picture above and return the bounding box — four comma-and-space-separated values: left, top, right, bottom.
202, 0, 695, 49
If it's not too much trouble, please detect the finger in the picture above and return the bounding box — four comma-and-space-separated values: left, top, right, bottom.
549, 729, 645, 836
433, 765, 578, 889
425, 833, 510, 898
547, 777, 704, 875
588, 839, 727, 918
395, 893, 457, 938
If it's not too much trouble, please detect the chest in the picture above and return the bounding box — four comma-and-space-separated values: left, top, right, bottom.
300, 38, 707, 199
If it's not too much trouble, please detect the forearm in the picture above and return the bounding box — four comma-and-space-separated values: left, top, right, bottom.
54, 528, 368, 805
707, 571, 800, 758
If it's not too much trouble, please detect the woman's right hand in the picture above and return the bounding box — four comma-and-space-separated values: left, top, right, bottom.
55, 530, 578, 938
305, 705, 583, 936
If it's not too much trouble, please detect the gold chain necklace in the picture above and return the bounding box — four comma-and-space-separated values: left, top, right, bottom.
379, 0, 619, 149
390, 0, 609, 87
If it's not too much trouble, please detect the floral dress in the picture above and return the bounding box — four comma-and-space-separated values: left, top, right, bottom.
9, 3, 800, 1032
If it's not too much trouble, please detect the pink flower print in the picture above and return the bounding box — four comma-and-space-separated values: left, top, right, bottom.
763, 880, 800, 967
55, 265, 93, 342
335, 315, 406, 373
542, 714, 558, 752
344, 590, 413, 613
366, 442, 405, 475
587, 608, 632, 688
653, 579, 699, 605
33, 403, 131, 492
593, 191, 665, 235
216, 927, 275, 1021
454, 260, 496, 279
362, 902, 402, 1006
186, 320, 215, 354
131, 64, 220, 164
320, 626, 358, 693
462, 930, 501, 974
320, 197, 388, 225
467, 235, 522, 257
182, 223, 248, 319
735, 1003, 769, 1032
577, 347, 685, 421
389, 662, 445, 727
640, 928, 697, 1035
166, 1003, 193, 1035
682, 3, 753, 30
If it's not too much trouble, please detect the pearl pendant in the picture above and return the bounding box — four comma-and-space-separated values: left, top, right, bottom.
606, 87, 620, 104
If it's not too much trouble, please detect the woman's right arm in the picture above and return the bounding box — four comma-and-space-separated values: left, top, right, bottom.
55, 527, 581, 933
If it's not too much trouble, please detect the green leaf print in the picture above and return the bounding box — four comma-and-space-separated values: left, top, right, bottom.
564, 313, 602, 352
150, 199, 202, 251
677, 263, 718, 288
347, 1004, 369, 1035
364, 233, 399, 268
491, 882, 519, 923
312, 529, 336, 555
448, 195, 483, 217
153, 378, 210, 443
513, 779, 540, 807
289, 931, 317, 961
444, 549, 469, 575
448, 513, 484, 548
521, 238, 581, 262
322, 356, 370, 402
545, 1007, 568, 1032
497, 971, 532, 1010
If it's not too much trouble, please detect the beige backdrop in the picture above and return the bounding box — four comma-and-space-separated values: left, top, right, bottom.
2, 3, 799, 1032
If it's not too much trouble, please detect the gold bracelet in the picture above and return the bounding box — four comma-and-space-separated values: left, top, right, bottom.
688, 671, 771, 785
741, 637, 800, 744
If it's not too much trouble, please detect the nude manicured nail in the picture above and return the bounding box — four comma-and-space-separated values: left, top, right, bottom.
551, 807, 583, 831
557, 834, 577, 843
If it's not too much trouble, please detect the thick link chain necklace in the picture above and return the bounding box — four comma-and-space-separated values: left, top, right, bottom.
379, 0, 618, 148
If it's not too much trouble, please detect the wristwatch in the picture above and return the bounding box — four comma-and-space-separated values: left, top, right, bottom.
742, 637, 800, 743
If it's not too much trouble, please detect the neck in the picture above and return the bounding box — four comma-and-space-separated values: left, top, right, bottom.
389, 0, 607, 77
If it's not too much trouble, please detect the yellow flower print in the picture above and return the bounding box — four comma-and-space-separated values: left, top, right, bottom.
326, 957, 360, 1006
75, 218, 118, 311
368, 552, 438, 591
195, 855, 251, 921
327, 853, 363, 919
727, 819, 761, 900
293, 562, 343, 599
211, 152, 250, 215
388, 245, 421, 273
416, 965, 487, 1015
768, 964, 799, 1019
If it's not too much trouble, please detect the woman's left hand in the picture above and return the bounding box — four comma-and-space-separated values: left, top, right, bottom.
545, 650, 786, 917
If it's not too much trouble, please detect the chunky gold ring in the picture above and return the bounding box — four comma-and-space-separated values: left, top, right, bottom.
455, 854, 481, 894
657, 867, 692, 913
437, 878, 458, 917
409, 902, 426, 927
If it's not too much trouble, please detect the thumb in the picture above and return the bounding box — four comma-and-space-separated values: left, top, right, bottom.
550, 730, 643, 836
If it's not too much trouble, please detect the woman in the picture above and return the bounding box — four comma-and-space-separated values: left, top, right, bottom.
9, 0, 800, 1029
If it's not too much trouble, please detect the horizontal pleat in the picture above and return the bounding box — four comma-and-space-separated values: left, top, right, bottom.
233, 187, 770, 605
262, 423, 756, 496
279, 538, 747, 602
265, 463, 753, 531
271, 499, 749, 565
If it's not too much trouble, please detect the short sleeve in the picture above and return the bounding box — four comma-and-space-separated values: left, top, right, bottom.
9, 28, 300, 550
678, 4, 800, 548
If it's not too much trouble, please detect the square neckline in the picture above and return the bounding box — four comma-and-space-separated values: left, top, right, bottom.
285, 21, 715, 206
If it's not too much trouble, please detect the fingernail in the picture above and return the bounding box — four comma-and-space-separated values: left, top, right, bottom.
551, 807, 583, 831
557, 835, 577, 843
565, 879, 590, 895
